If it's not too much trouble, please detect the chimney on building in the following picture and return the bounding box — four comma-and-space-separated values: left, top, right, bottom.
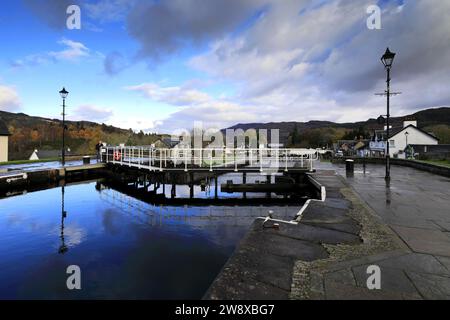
403, 116, 417, 128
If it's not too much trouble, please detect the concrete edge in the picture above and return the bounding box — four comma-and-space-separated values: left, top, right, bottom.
295, 174, 326, 220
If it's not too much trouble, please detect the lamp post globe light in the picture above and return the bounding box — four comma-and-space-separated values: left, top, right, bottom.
59, 87, 69, 166
381, 48, 396, 181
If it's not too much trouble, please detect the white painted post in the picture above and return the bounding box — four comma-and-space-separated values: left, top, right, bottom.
259, 148, 263, 172
285, 149, 288, 172
164, 149, 167, 167
234, 149, 238, 172
138, 147, 141, 169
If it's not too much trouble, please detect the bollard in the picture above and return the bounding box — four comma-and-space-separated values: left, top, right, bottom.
345, 159, 354, 175
83, 156, 91, 165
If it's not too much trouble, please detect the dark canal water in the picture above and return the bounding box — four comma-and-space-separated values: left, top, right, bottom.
0, 174, 302, 299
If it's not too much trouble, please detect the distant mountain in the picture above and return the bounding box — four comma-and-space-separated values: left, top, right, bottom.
226, 107, 450, 147
0, 110, 163, 161
2, 107, 449, 160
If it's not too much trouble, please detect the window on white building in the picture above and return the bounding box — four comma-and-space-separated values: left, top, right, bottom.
389, 140, 395, 148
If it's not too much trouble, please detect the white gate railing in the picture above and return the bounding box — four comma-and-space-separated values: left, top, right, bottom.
103, 147, 319, 172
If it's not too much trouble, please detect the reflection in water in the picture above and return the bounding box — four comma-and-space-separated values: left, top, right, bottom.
0, 179, 302, 299
58, 185, 68, 254
385, 179, 391, 205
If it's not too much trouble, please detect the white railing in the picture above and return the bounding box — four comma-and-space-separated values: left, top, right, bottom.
102, 146, 319, 172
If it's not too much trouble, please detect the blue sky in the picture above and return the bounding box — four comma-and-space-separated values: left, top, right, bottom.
0, 0, 449, 133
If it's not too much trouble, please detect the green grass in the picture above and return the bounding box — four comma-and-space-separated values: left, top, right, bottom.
0, 158, 60, 166
416, 159, 450, 168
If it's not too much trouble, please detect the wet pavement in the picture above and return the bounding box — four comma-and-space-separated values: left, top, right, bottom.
308, 161, 450, 299
207, 161, 450, 300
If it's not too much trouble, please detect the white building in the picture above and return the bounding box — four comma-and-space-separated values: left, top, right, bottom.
0, 119, 10, 162
370, 119, 438, 158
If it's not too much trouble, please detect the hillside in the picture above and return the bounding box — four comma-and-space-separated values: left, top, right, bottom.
2, 107, 450, 160
0, 110, 163, 160
227, 107, 450, 147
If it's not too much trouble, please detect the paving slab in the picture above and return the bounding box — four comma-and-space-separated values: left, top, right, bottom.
406, 271, 450, 299
352, 265, 420, 297
391, 225, 450, 257
256, 220, 361, 245
373, 253, 450, 275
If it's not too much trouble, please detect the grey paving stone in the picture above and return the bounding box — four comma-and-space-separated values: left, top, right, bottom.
302, 221, 361, 235
352, 265, 420, 296
324, 280, 421, 300
406, 271, 450, 300
245, 231, 329, 261
374, 253, 450, 276
254, 220, 361, 245
223, 246, 294, 291
432, 220, 450, 232
324, 269, 356, 286
301, 202, 353, 225
206, 273, 289, 300
436, 256, 450, 272
386, 218, 441, 230
391, 225, 450, 257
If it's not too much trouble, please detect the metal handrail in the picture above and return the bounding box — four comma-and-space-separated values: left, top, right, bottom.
103, 146, 319, 172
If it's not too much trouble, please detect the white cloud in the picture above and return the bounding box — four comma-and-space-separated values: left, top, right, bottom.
174, 0, 450, 128
108, 115, 159, 133
125, 83, 210, 106
0, 85, 21, 111
73, 105, 113, 122
11, 38, 91, 68
49, 38, 90, 61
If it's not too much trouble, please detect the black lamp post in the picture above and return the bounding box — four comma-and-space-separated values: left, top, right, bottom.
405, 131, 409, 158
59, 87, 69, 166
381, 48, 396, 181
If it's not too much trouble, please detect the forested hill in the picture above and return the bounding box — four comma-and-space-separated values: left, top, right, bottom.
2, 107, 450, 160
0, 110, 162, 161
226, 107, 450, 147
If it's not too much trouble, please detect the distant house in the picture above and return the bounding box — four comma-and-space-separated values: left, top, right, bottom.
0, 118, 10, 162
335, 139, 369, 156
152, 137, 180, 149
369, 118, 439, 158
29, 148, 72, 160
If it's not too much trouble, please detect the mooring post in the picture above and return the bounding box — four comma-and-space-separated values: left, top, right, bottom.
171, 183, 176, 199
189, 172, 194, 199
266, 174, 271, 198
214, 175, 218, 199
162, 173, 166, 195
